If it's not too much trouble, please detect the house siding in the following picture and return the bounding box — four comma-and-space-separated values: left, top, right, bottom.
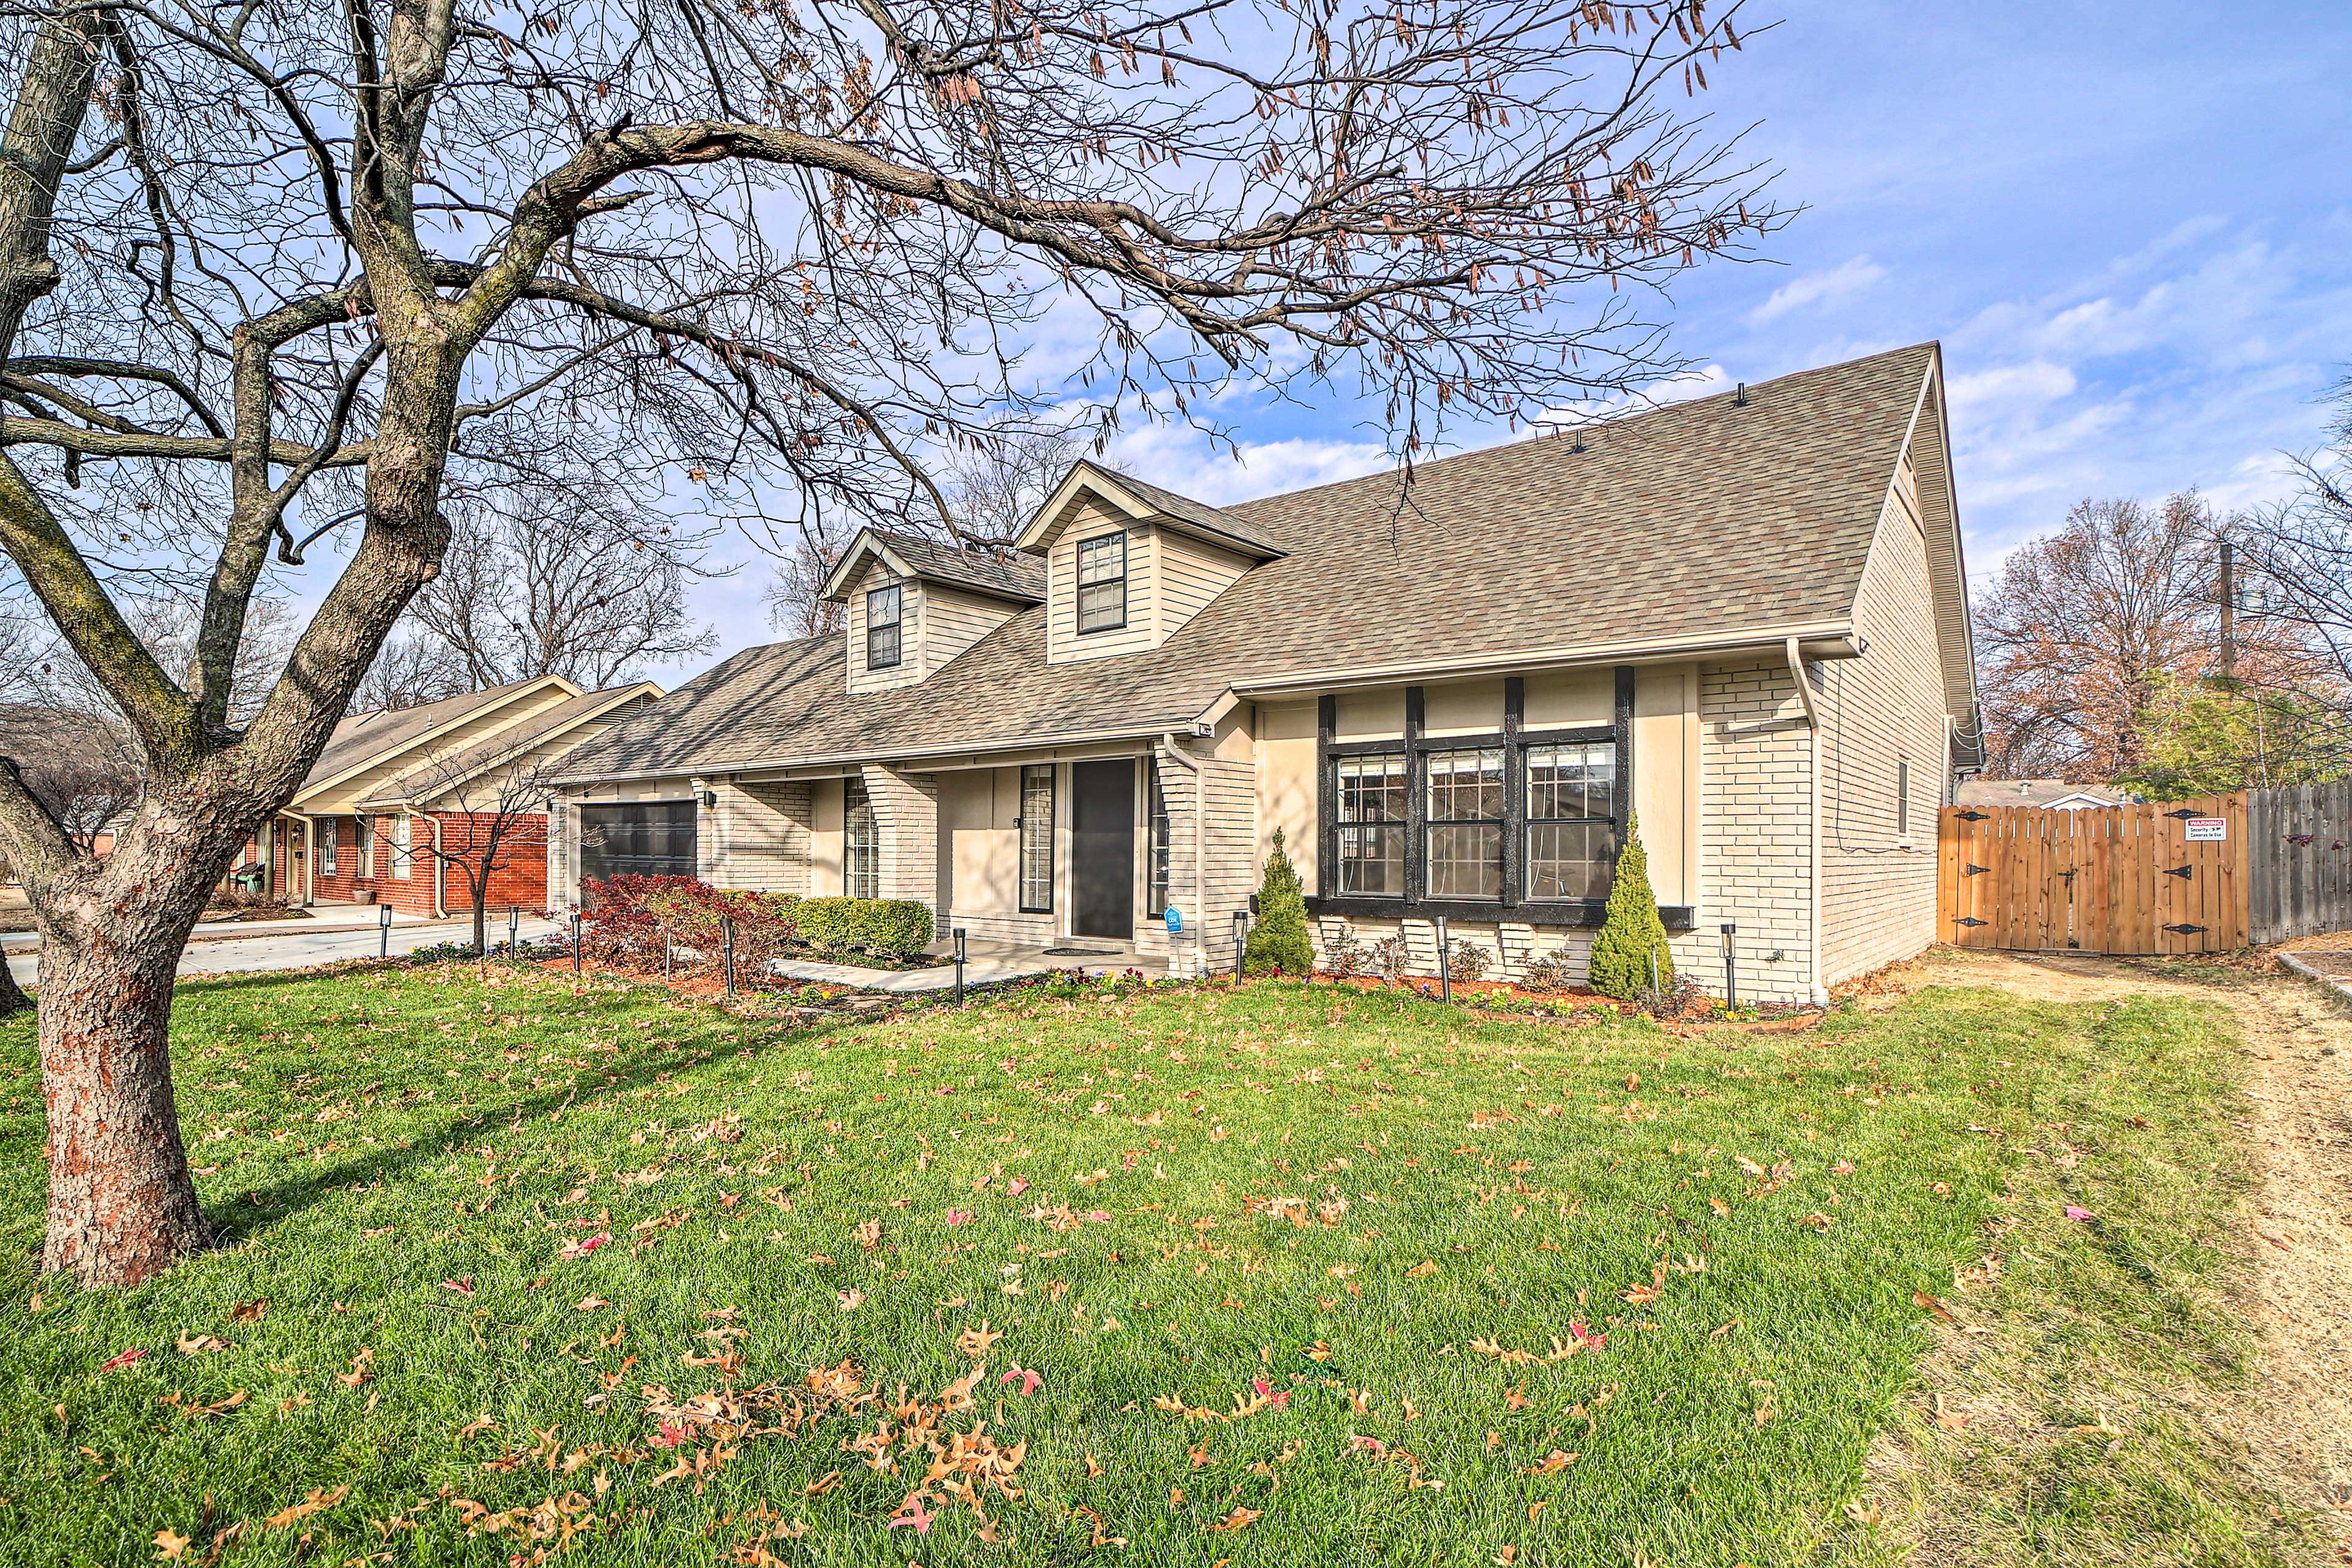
1819, 464, 1947, 984
1045, 503, 1155, 663
845, 559, 925, 695
1153, 529, 1253, 643
1694, 657, 1817, 1003
922, 585, 1019, 676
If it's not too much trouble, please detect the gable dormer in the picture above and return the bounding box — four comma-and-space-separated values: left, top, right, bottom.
822, 529, 1046, 694
1016, 462, 1286, 665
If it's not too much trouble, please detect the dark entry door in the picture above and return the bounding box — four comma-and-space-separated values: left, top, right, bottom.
1070, 759, 1136, 940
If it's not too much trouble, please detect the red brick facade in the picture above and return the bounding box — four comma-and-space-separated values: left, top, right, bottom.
249, 810, 550, 918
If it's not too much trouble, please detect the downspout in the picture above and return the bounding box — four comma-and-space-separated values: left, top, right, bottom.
1786, 637, 1828, 1006
427, 813, 448, 919
1158, 733, 1207, 978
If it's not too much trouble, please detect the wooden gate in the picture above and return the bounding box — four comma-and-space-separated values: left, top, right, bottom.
1936, 794, 2248, 954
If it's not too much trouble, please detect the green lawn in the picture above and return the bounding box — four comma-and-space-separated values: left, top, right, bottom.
0, 962, 2309, 1565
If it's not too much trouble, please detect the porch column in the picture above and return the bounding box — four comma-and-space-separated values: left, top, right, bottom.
861, 765, 941, 930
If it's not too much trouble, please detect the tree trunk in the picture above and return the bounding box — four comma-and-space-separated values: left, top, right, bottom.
472, 884, 488, 957
37, 913, 210, 1283
0, 946, 28, 1018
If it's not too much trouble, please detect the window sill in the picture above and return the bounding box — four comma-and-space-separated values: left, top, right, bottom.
1306, 896, 1695, 930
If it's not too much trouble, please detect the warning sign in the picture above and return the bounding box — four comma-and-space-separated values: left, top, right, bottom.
2185, 818, 2227, 842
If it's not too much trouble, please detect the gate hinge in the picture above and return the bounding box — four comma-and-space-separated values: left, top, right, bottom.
1962, 862, 1989, 876
2163, 807, 2201, 820
1955, 809, 1989, 822
1954, 916, 1988, 928
2163, 864, 2193, 880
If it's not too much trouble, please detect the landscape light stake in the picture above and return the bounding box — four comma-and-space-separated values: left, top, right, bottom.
722, 915, 737, 999
1721, 923, 1738, 1011
663, 926, 673, 978
379, 902, 392, 960
571, 909, 582, 974
1648, 947, 1659, 995
507, 905, 519, 963
1232, 910, 1248, 981
1436, 916, 1452, 1005
954, 927, 968, 1005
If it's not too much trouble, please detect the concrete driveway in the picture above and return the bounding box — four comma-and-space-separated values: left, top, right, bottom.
4, 913, 567, 988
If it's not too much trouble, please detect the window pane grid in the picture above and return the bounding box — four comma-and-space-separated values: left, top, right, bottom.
844, 778, 880, 899
1019, 764, 1055, 913
1075, 533, 1126, 633
1334, 753, 1407, 895
865, 584, 902, 670
1424, 747, 1504, 900
1525, 741, 1617, 903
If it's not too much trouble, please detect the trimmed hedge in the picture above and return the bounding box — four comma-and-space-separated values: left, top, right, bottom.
792, 897, 936, 961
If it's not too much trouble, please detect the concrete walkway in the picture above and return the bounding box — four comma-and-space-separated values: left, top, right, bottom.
4, 913, 566, 987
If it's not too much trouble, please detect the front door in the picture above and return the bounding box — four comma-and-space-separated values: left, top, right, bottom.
1070, 759, 1136, 940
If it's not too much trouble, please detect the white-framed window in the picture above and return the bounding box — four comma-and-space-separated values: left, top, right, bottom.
1075, 532, 1127, 633
844, 778, 879, 899
1018, 764, 1055, 913
320, 820, 337, 876
1897, 758, 1912, 844
866, 583, 903, 670
391, 813, 413, 880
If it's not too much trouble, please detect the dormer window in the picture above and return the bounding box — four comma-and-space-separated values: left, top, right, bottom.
865, 584, 903, 669
1076, 532, 1127, 633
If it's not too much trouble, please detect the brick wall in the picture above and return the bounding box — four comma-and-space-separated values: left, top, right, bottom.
1694, 658, 1818, 1003
862, 765, 942, 933
701, 778, 814, 894
1819, 465, 1948, 984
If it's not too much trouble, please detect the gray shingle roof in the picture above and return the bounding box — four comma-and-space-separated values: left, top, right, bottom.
861, 531, 1046, 603
357, 685, 655, 806
556, 344, 1946, 783
304, 678, 554, 791
1079, 463, 1286, 557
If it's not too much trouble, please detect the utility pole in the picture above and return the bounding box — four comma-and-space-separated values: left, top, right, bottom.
2218, 538, 2236, 684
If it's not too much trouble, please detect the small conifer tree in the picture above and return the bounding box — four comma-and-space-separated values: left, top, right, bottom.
1242, 826, 1316, 976
1586, 812, 1672, 1000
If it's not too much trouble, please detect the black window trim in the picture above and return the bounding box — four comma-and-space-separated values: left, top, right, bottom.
1073, 530, 1128, 635
1306, 668, 1693, 930
865, 582, 904, 671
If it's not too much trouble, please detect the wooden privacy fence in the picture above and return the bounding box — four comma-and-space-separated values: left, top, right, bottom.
2248, 780, 2352, 941
1937, 794, 2248, 954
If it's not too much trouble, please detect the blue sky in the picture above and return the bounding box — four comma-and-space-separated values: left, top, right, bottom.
673, 1, 2352, 678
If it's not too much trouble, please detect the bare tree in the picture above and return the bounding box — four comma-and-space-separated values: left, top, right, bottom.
407, 475, 717, 689
0, 0, 1779, 1286
763, 525, 850, 639
1970, 494, 2316, 780
386, 754, 557, 958
2235, 375, 2352, 740
351, 633, 471, 715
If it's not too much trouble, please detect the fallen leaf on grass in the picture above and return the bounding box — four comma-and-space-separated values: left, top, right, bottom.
152, 1528, 192, 1561
175, 1333, 230, 1355
440, 1276, 475, 1297
1912, 1291, 1957, 1325
265, 1484, 349, 1528
228, 1299, 268, 1323
837, 1288, 866, 1312
100, 1349, 147, 1373
458, 1414, 496, 1438
575, 1295, 608, 1311
1207, 1506, 1261, 1532
1404, 1261, 1438, 1278
1001, 1367, 1042, 1396
1525, 1450, 1579, 1474
160, 1389, 247, 1421
559, 1232, 610, 1261
2063, 1205, 2095, 1222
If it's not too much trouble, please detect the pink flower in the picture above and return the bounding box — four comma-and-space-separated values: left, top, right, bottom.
2064, 1205, 2095, 1222
946, 1208, 974, 1227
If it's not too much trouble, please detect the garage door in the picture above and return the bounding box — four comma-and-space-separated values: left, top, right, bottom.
578, 801, 698, 900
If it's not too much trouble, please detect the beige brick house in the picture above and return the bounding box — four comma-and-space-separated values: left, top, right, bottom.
548, 343, 1979, 1001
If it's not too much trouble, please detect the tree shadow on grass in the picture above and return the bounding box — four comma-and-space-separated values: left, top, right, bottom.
175, 963, 872, 1247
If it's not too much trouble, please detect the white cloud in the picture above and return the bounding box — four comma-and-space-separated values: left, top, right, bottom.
1745, 255, 1888, 326
1102, 421, 1392, 505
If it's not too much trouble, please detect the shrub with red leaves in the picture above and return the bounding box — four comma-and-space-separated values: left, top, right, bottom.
581, 876, 799, 973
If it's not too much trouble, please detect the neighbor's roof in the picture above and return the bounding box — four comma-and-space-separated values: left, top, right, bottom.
821, 529, 1046, 605
356, 683, 660, 808
555, 343, 1959, 782
1955, 778, 2132, 809
301, 678, 562, 794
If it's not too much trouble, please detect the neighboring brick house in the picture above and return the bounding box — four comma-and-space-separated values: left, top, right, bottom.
549, 344, 1980, 1002
246, 676, 660, 918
